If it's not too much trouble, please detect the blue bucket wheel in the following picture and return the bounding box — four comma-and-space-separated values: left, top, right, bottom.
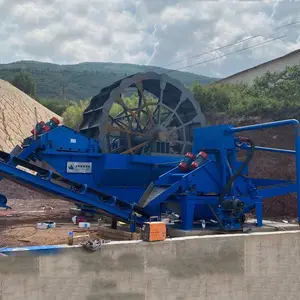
79, 72, 205, 155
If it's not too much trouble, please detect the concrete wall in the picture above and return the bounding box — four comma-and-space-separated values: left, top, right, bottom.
1, 230, 300, 300
218, 51, 300, 85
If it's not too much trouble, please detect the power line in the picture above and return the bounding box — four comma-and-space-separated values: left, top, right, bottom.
275, 18, 300, 30
164, 34, 287, 75
162, 19, 300, 69
92, 18, 300, 83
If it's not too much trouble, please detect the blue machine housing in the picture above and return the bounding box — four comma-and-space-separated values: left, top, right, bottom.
0, 119, 299, 232
30, 126, 180, 203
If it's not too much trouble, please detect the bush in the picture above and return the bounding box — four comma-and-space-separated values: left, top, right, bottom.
11, 71, 36, 97
193, 63, 300, 122
40, 63, 300, 131
62, 100, 89, 129
37, 98, 71, 116
61, 92, 158, 130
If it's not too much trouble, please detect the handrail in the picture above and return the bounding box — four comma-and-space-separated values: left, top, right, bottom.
231, 119, 299, 133
232, 118, 300, 224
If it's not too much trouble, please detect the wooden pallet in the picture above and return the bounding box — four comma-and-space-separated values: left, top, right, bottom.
98, 225, 141, 241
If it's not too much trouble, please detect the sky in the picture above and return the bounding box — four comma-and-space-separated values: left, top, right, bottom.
0, 0, 300, 78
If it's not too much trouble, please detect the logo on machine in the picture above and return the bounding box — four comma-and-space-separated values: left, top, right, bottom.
67, 162, 92, 173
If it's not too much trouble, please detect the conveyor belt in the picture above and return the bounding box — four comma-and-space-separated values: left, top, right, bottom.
0, 153, 146, 224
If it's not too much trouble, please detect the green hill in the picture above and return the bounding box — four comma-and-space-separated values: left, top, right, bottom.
0, 60, 218, 100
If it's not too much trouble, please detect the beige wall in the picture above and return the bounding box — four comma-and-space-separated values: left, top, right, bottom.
1, 230, 300, 300
219, 53, 300, 85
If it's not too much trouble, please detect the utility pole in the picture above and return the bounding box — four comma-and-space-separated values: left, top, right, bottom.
60, 82, 68, 101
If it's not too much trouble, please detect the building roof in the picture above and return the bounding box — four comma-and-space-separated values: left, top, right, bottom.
217, 48, 300, 83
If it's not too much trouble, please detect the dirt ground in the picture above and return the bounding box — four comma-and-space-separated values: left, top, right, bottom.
0, 180, 77, 247
236, 121, 297, 218
212, 116, 298, 218
0, 223, 100, 247
0, 204, 101, 248
0, 180, 107, 247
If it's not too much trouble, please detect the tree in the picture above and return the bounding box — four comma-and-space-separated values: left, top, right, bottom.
37, 98, 71, 116
61, 93, 156, 130
192, 63, 300, 122
11, 71, 36, 97
62, 100, 90, 130
192, 82, 232, 114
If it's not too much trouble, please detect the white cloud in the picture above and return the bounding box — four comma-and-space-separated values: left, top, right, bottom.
0, 0, 300, 78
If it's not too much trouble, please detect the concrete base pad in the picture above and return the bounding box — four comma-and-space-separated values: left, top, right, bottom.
166, 219, 300, 237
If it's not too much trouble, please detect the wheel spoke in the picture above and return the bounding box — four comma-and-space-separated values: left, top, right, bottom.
137, 89, 143, 119
121, 141, 149, 155
116, 94, 144, 129
109, 116, 129, 130
105, 122, 145, 136
171, 140, 192, 146
136, 81, 155, 127
168, 119, 195, 135
79, 72, 205, 155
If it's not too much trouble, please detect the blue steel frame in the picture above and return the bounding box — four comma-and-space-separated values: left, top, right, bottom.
143, 119, 300, 230
0, 119, 299, 232
232, 119, 300, 225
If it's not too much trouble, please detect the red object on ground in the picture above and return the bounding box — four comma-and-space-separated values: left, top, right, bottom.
76, 216, 86, 224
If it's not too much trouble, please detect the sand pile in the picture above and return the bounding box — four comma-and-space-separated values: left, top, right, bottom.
0, 79, 63, 203
0, 80, 61, 152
